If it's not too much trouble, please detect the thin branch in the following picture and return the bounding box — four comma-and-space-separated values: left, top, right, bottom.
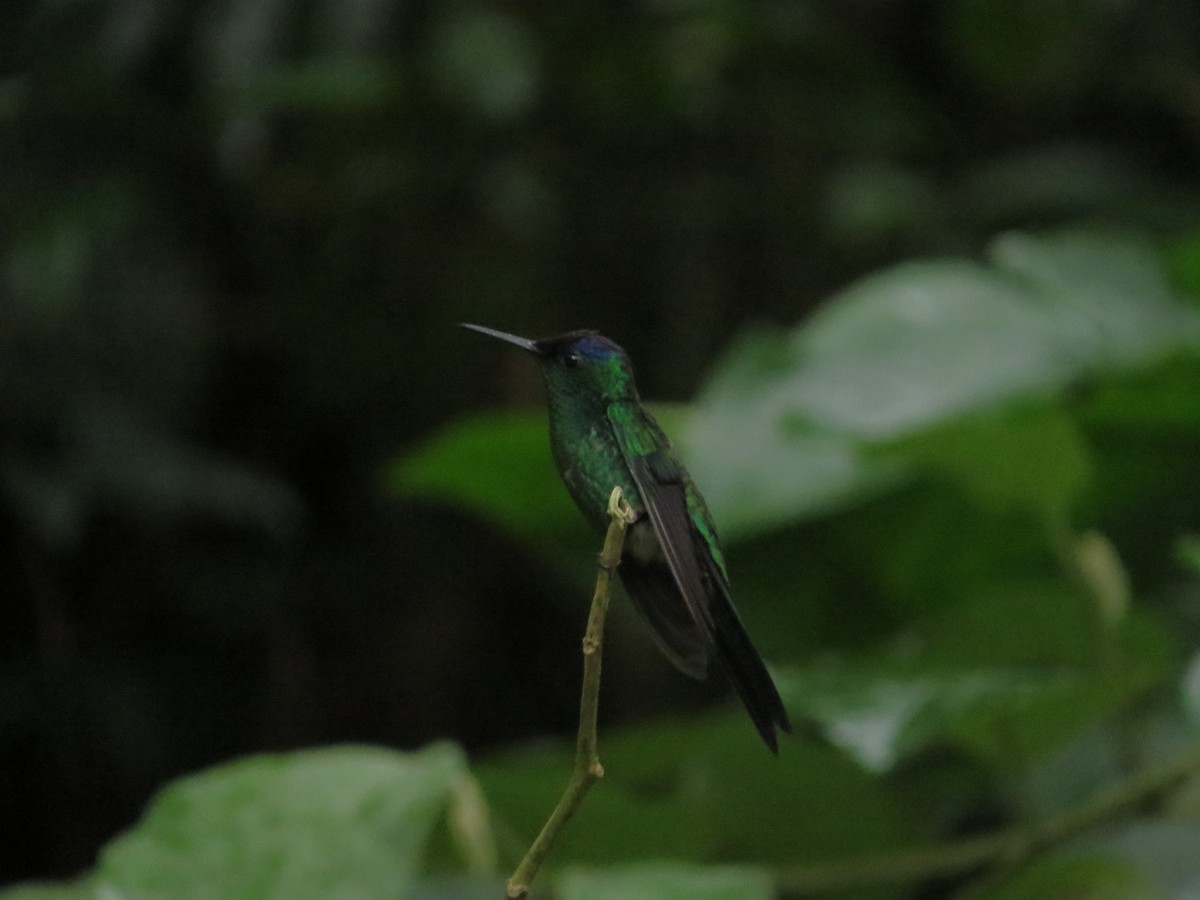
774, 739, 1200, 895
505, 487, 635, 899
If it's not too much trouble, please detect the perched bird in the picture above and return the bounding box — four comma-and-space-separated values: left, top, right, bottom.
462, 324, 791, 753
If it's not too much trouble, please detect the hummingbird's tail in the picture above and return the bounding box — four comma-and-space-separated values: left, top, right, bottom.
705, 584, 792, 754
621, 558, 791, 753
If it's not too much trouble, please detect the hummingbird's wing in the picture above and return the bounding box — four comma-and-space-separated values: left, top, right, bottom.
607, 403, 791, 752
618, 555, 710, 679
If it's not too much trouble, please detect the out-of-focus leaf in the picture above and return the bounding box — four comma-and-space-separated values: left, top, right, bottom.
682, 231, 1200, 538
793, 231, 1197, 439
408, 874, 504, 899
881, 403, 1089, 515
682, 328, 900, 539
558, 862, 773, 900
979, 853, 1162, 900
1083, 355, 1200, 434
990, 231, 1197, 367
921, 579, 1176, 676
95, 744, 466, 900
778, 586, 1176, 774
477, 715, 918, 869
1084, 820, 1200, 899
792, 259, 1063, 437
684, 413, 895, 540
1166, 231, 1200, 302
780, 664, 1112, 773
1017, 727, 1126, 820
386, 411, 586, 554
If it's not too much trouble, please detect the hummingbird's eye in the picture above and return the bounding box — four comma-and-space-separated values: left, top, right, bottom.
563, 353, 580, 368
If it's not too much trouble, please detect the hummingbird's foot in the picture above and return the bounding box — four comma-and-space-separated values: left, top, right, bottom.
606, 485, 636, 523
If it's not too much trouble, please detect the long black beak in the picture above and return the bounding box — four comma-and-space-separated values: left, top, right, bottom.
459, 323, 544, 354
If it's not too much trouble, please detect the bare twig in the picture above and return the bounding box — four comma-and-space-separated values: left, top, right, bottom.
505, 487, 635, 899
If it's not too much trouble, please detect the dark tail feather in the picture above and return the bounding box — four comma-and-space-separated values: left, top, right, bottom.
706, 589, 791, 754
622, 554, 792, 753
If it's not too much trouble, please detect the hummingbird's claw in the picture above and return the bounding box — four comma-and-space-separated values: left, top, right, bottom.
607, 486, 635, 523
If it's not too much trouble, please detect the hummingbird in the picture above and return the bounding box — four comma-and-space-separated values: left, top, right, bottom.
461, 324, 791, 753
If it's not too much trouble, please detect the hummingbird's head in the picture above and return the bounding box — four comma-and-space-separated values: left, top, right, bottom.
460, 324, 638, 401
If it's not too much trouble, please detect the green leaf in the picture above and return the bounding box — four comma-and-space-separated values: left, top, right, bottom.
978, 853, 1163, 900
768, 230, 1197, 441
1083, 354, 1200, 434
990, 230, 1200, 368
778, 586, 1177, 774
792, 259, 1064, 437
682, 327, 899, 538
1088, 820, 1200, 896
681, 230, 1200, 537
94, 743, 466, 900
385, 411, 589, 564
407, 874, 503, 899
1166, 230, 1200, 302
558, 862, 773, 900
781, 663, 1110, 773
880, 403, 1089, 515
920, 578, 1176, 675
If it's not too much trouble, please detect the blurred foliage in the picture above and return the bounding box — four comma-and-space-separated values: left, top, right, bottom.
5, 0, 1200, 897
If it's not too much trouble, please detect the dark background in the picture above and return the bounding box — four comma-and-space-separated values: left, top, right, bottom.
4, 0, 1200, 886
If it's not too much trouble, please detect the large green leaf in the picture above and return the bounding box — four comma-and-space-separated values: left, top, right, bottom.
386, 411, 589, 560
781, 664, 1108, 774
93, 743, 466, 900
1082, 354, 1200, 434
680, 326, 899, 538
681, 230, 1200, 537
777, 582, 1176, 774
878, 403, 1089, 516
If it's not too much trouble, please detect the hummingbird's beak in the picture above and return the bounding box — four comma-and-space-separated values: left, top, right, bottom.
459, 323, 545, 355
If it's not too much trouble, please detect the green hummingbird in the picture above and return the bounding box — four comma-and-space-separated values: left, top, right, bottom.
462, 324, 791, 753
